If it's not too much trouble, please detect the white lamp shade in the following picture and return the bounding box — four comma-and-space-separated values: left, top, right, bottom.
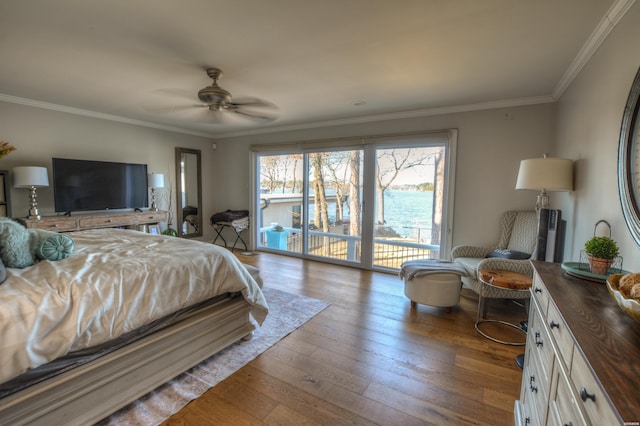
148, 173, 165, 188
515, 157, 574, 192
13, 166, 50, 188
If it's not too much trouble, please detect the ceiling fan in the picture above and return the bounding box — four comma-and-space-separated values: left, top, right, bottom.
194, 67, 277, 122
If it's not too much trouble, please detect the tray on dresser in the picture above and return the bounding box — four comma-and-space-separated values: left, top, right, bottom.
560, 261, 629, 283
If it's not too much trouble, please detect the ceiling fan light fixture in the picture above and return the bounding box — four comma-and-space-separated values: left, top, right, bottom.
191, 67, 277, 121
197, 84, 232, 108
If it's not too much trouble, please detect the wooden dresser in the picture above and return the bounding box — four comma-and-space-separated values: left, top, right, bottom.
515, 261, 639, 425
17, 210, 168, 232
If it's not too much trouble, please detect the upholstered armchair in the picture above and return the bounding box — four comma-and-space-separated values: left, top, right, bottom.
451, 210, 538, 316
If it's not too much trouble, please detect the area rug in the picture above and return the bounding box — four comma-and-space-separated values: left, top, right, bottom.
97, 287, 329, 426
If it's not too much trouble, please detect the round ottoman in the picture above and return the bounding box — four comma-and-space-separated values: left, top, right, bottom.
403, 272, 463, 310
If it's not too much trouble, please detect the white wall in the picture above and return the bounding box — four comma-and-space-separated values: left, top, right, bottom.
555, 1, 640, 271
214, 103, 555, 249
0, 102, 214, 237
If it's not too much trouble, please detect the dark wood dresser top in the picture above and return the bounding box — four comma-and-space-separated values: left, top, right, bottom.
532, 261, 640, 423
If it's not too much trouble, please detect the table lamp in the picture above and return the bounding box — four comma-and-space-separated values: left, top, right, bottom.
148, 173, 165, 212
13, 166, 49, 220
515, 155, 574, 211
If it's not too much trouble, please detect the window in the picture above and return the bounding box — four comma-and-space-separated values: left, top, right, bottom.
251, 130, 457, 271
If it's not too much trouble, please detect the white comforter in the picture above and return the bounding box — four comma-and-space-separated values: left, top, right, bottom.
0, 228, 268, 385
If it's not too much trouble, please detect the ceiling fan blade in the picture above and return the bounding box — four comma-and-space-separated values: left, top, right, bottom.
147, 103, 205, 113
230, 97, 277, 109
150, 88, 194, 101
229, 108, 278, 122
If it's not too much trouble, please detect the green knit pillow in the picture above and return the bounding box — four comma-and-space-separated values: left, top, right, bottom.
0, 218, 36, 268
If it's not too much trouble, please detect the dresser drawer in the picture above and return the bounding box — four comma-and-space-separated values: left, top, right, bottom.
546, 301, 574, 368
26, 217, 78, 231
528, 300, 554, 389
547, 360, 587, 426
79, 214, 132, 228
531, 272, 550, 316
137, 211, 168, 224
528, 359, 549, 425
519, 363, 543, 426
570, 349, 619, 426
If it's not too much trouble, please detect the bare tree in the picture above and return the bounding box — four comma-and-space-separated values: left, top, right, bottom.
260, 155, 282, 193
348, 151, 361, 237
375, 148, 432, 225
324, 151, 350, 223
310, 153, 329, 232
431, 147, 444, 245
288, 154, 302, 193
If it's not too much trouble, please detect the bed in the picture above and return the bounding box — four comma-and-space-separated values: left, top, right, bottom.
0, 227, 268, 425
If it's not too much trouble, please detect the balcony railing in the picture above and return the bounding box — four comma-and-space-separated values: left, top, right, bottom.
260, 227, 439, 270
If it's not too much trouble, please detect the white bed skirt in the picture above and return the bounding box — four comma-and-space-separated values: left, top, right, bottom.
0, 295, 254, 426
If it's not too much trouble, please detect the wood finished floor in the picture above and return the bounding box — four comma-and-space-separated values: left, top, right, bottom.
163, 252, 527, 426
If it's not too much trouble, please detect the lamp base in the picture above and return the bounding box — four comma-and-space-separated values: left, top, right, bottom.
27, 186, 42, 220
149, 188, 159, 212
27, 208, 41, 221
535, 190, 550, 213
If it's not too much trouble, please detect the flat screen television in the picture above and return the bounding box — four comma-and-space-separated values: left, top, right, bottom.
52, 158, 148, 214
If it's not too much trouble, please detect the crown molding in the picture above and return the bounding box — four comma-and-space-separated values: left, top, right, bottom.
0, 91, 554, 140
0, 93, 214, 139
553, 0, 636, 100
213, 95, 555, 139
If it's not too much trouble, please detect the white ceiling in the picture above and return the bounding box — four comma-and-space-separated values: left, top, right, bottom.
0, 0, 630, 138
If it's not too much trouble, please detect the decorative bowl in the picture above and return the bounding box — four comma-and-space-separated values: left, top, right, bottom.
606, 274, 640, 323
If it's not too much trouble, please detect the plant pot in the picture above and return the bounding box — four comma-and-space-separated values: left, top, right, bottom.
587, 255, 613, 275
266, 230, 288, 250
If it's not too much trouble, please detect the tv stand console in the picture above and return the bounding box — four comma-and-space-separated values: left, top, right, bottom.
17, 210, 168, 232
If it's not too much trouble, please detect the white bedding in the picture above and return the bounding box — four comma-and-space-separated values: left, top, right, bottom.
0, 228, 268, 385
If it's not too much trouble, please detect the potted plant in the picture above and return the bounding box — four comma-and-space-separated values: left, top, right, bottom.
266, 224, 288, 249
584, 236, 619, 275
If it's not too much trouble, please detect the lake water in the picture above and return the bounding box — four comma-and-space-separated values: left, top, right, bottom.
331, 190, 434, 241
382, 190, 434, 238
302, 189, 435, 242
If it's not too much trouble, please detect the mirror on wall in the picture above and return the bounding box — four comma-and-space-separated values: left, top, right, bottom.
618, 65, 640, 246
175, 147, 203, 238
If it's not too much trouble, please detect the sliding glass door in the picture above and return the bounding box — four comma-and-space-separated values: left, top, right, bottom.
372, 146, 447, 269
306, 150, 363, 263
256, 149, 363, 265
253, 131, 456, 271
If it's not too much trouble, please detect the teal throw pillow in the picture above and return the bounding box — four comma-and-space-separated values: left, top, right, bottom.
33, 230, 75, 261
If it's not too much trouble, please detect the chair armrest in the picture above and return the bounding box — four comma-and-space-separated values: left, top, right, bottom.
476, 258, 533, 277
451, 245, 492, 260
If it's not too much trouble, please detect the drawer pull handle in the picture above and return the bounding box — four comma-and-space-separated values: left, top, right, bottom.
534, 288, 542, 293
580, 387, 596, 402
535, 332, 543, 347
549, 321, 560, 329
525, 419, 530, 425
529, 376, 537, 393
106, 219, 112, 223
52, 224, 59, 227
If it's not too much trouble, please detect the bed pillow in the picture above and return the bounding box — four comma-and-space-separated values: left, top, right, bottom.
32, 230, 75, 261
0, 217, 37, 268
486, 248, 531, 260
